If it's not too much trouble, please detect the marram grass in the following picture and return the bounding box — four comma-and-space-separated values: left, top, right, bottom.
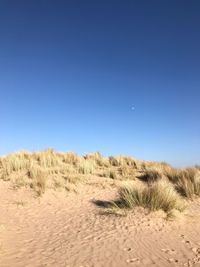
115, 180, 185, 214
0, 148, 200, 214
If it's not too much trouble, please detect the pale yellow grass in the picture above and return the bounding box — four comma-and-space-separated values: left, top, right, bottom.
0, 149, 199, 207
111, 179, 185, 217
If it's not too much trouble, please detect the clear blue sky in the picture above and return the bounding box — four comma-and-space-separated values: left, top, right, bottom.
1, 1, 200, 166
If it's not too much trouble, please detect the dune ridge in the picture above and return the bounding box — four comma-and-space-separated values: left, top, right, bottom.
0, 150, 200, 266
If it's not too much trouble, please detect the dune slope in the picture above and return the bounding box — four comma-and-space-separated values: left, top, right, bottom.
0, 176, 200, 267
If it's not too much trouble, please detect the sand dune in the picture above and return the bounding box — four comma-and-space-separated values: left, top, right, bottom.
0, 176, 200, 267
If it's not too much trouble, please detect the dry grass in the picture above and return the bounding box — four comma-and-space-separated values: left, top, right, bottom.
113, 180, 185, 215
0, 149, 200, 208
109, 156, 119, 166
115, 156, 137, 168
0, 149, 139, 195
138, 164, 200, 199
78, 159, 95, 174
84, 152, 109, 167
102, 168, 118, 179
160, 167, 200, 198
138, 169, 162, 183
0, 150, 82, 195
108, 162, 200, 217
175, 170, 200, 198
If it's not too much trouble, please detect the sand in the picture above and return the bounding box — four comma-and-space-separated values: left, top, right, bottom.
0, 177, 200, 267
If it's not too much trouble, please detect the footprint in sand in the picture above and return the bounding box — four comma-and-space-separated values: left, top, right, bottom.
180, 234, 192, 246
191, 247, 200, 264
161, 248, 179, 264
168, 258, 179, 263
191, 247, 200, 254
161, 248, 176, 255
123, 247, 132, 252
180, 235, 200, 266
126, 258, 140, 264
184, 240, 191, 244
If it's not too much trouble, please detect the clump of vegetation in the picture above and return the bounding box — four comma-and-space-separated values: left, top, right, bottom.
175, 170, 200, 198
116, 156, 137, 168
0, 152, 30, 178
102, 168, 118, 179
108, 162, 200, 217
0, 149, 82, 195
0, 148, 200, 210
84, 152, 109, 167
138, 169, 162, 183
109, 156, 119, 166
113, 180, 185, 215
29, 166, 47, 196
138, 164, 200, 199
79, 159, 95, 174
160, 167, 200, 198
61, 152, 79, 165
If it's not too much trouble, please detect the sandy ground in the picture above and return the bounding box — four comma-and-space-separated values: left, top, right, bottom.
0, 178, 200, 267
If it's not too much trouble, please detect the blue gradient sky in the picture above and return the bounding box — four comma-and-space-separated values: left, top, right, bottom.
1, 1, 200, 166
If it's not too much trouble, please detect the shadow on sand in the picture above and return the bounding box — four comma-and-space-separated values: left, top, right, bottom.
91, 199, 112, 208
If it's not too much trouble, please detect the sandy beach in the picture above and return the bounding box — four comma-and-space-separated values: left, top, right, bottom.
1, 175, 200, 267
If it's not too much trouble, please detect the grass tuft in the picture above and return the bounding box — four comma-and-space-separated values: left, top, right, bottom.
109, 156, 119, 166
113, 180, 185, 215
79, 159, 95, 175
